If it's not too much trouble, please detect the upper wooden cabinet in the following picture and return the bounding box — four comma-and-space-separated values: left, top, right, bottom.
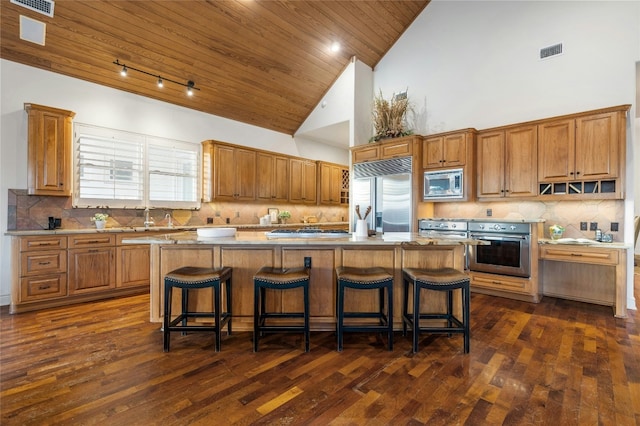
24, 103, 75, 196
351, 135, 417, 164
538, 111, 620, 182
477, 125, 537, 199
289, 158, 317, 204
536, 106, 628, 199
319, 162, 349, 205
256, 152, 289, 202
423, 130, 473, 169
209, 143, 256, 201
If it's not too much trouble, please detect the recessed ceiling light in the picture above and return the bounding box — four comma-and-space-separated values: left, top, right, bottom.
330, 41, 341, 53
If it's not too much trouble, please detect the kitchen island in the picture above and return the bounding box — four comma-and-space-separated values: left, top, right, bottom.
124, 231, 475, 330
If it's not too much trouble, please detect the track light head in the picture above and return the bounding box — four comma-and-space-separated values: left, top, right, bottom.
157, 77, 163, 88
120, 65, 127, 77
187, 80, 194, 96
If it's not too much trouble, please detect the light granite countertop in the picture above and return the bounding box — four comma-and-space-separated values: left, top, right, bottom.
121, 231, 486, 246
538, 238, 631, 249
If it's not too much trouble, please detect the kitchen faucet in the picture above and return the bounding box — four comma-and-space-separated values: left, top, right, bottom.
144, 207, 155, 228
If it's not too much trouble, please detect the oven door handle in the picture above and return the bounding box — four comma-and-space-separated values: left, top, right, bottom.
470, 234, 529, 241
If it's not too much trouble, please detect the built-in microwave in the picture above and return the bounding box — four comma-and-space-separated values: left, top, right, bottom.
423, 168, 463, 200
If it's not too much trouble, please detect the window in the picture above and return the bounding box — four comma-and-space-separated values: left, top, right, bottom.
74, 124, 200, 209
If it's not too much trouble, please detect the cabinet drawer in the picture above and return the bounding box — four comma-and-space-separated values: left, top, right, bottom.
21, 236, 67, 251
21, 250, 67, 275
539, 245, 619, 265
470, 272, 531, 293
20, 274, 67, 302
68, 234, 115, 248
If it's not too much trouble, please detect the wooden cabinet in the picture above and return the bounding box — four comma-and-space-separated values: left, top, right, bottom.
211, 144, 256, 201
68, 234, 116, 295
14, 236, 68, 305
351, 135, 416, 164
423, 130, 471, 169
319, 162, 348, 205
256, 152, 289, 202
539, 244, 627, 318
536, 106, 627, 199
116, 234, 151, 288
24, 103, 75, 196
538, 111, 620, 182
477, 125, 537, 199
289, 158, 317, 204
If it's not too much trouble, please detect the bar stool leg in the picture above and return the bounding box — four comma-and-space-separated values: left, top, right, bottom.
412, 280, 420, 353
387, 285, 393, 351
253, 284, 260, 352
464, 285, 470, 353
225, 276, 233, 336
213, 284, 221, 352
303, 284, 310, 353
163, 282, 172, 352
336, 280, 345, 352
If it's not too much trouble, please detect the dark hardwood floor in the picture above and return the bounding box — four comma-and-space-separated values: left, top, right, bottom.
1, 273, 639, 425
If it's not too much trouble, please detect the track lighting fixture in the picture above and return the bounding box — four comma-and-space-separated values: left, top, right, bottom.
113, 59, 199, 95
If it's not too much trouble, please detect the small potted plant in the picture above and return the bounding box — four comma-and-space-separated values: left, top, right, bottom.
91, 213, 109, 229
278, 210, 291, 224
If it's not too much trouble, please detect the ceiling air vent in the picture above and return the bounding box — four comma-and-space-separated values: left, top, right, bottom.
10, 0, 54, 17
540, 43, 563, 60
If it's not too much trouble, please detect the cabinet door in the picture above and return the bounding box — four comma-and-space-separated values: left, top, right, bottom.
235, 148, 256, 200
537, 119, 575, 182
380, 140, 411, 159
68, 248, 116, 294
422, 137, 444, 169
442, 133, 467, 167
213, 145, 236, 200
476, 131, 505, 198
319, 163, 342, 204
505, 125, 537, 197
575, 112, 619, 179
117, 245, 150, 288
256, 152, 289, 202
25, 104, 75, 196
290, 159, 317, 204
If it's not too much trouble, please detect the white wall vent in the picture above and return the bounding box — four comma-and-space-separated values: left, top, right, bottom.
540, 43, 563, 60
10, 0, 54, 18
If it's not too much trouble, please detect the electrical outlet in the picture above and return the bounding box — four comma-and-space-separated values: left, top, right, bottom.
610, 222, 619, 232
580, 222, 588, 231
590, 222, 598, 231
304, 257, 312, 268
235, 211, 240, 218
486, 209, 492, 217
215, 211, 221, 217
207, 217, 213, 224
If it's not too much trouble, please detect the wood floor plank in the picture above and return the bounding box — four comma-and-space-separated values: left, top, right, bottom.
1, 271, 638, 424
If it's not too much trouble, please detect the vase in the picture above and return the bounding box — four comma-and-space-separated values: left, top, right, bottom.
95, 220, 106, 230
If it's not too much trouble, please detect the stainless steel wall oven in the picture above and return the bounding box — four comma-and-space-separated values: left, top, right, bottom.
467, 222, 531, 278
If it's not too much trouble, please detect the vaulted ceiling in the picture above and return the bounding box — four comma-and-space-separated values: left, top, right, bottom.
1, 0, 429, 136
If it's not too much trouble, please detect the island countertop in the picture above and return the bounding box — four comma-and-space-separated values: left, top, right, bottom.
122, 231, 484, 246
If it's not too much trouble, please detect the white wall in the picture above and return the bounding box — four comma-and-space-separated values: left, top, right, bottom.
0, 59, 347, 305
374, 0, 639, 309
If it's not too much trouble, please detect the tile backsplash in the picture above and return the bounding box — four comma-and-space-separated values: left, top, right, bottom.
7, 189, 349, 230
433, 199, 625, 241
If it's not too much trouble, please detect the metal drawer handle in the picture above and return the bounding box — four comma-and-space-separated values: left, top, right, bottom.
38, 261, 51, 265
38, 285, 51, 290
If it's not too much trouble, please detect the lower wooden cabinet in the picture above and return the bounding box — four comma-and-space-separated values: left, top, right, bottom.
10, 232, 163, 314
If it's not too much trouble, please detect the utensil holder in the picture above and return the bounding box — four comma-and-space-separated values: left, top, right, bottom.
355, 220, 368, 237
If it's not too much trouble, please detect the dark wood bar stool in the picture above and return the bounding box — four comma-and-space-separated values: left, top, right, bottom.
402, 267, 470, 353
253, 266, 310, 352
335, 266, 393, 351
163, 266, 232, 352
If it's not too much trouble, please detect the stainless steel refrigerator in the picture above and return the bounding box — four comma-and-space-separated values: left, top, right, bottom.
352, 157, 412, 233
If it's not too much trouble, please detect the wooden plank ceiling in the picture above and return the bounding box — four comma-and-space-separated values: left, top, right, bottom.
0, 0, 429, 136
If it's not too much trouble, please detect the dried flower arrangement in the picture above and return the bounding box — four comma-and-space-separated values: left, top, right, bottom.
370, 89, 413, 142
